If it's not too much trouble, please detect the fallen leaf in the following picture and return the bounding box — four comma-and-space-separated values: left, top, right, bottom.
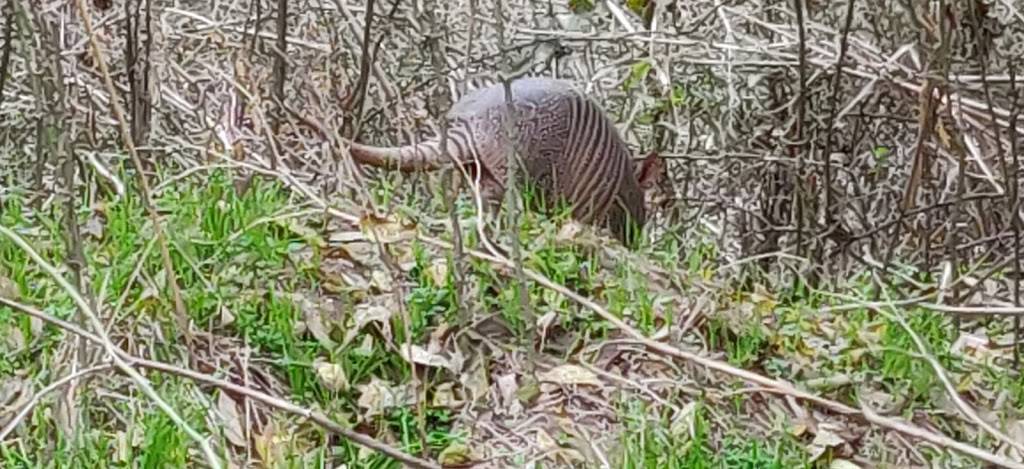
808, 428, 846, 462
82, 215, 105, 240
114, 430, 131, 463
341, 302, 395, 347
669, 401, 699, 439
335, 241, 379, 266
217, 392, 247, 447
552, 448, 586, 465
829, 460, 862, 469
400, 344, 454, 372
359, 214, 417, 244
431, 382, 461, 408
219, 305, 236, 327
537, 364, 602, 387
370, 270, 393, 293
314, 359, 349, 392
460, 360, 489, 404
0, 275, 20, 299
536, 428, 558, 450
555, 221, 583, 242
354, 334, 375, 356
495, 373, 523, 415
516, 375, 540, 404
328, 230, 366, 243
0, 377, 30, 426
301, 300, 337, 348
356, 378, 416, 420
1008, 420, 1024, 461
427, 258, 449, 286
438, 442, 474, 465
254, 418, 290, 467
3, 326, 25, 353
282, 218, 324, 247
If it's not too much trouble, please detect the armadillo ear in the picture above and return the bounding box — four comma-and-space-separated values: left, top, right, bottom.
635, 150, 665, 190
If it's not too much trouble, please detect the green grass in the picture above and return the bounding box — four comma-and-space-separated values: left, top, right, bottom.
2, 162, 1022, 468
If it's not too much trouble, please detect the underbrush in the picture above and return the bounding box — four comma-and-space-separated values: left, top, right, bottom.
1, 166, 1021, 468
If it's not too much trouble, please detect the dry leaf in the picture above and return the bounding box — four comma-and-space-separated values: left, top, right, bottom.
82, 214, 105, 240
356, 378, 415, 419
3, 326, 25, 353
808, 428, 846, 461
670, 401, 699, 439
283, 219, 324, 247
359, 215, 417, 244
552, 448, 586, 465
427, 259, 449, 286
301, 300, 337, 348
431, 382, 461, 408
400, 344, 454, 372
516, 375, 540, 404
495, 373, 523, 415
114, 430, 131, 463
536, 310, 557, 337
1008, 420, 1024, 461
536, 428, 558, 451
254, 418, 290, 467
537, 364, 602, 387
314, 360, 349, 392
219, 305, 236, 327
829, 460, 862, 469
336, 241, 379, 267
328, 230, 367, 244
555, 221, 583, 242
460, 360, 489, 404
354, 334, 375, 356
217, 392, 247, 447
0, 275, 20, 299
343, 304, 394, 347
370, 270, 393, 293
438, 442, 474, 465
0, 377, 30, 429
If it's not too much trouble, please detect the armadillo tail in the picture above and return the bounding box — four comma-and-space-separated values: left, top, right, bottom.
342, 137, 452, 172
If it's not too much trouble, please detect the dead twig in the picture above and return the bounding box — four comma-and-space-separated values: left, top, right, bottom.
0, 295, 443, 469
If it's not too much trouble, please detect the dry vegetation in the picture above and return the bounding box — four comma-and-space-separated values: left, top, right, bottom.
2, 0, 1024, 467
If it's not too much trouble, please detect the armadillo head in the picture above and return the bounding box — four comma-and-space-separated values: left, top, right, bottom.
618, 151, 668, 248
635, 151, 671, 214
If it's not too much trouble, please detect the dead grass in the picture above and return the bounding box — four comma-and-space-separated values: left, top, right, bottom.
2, 0, 1024, 468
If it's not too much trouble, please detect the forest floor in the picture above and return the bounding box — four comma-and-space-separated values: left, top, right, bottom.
2, 165, 1022, 468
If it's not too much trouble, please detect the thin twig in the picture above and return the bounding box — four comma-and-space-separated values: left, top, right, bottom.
0, 364, 114, 441
0, 295, 443, 469
0, 225, 222, 468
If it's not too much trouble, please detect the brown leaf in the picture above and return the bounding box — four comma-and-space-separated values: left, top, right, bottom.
254, 419, 288, 467
0, 275, 20, 300
300, 298, 337, 349
359, 214, 417, 244
342, 303, 394, 346
219, 305, 236, 327
313, 359, 349, 392
356, 378, 415, 420
216, 392, 247, 447
431, 382, 462, 408
82, 215, 105, 240
3, 326, 25, 354
438, 442, 476, 465
399, 344, 455, 372
537, 364, 602, 387
808, 426, 847, 462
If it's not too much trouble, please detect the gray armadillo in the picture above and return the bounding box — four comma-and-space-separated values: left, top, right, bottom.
341, 77, 662, 248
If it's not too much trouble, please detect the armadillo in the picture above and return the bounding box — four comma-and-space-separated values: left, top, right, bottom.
341, 77, 661, 248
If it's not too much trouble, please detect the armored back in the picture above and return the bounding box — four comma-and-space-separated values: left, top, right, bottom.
344, 77, 651, 247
